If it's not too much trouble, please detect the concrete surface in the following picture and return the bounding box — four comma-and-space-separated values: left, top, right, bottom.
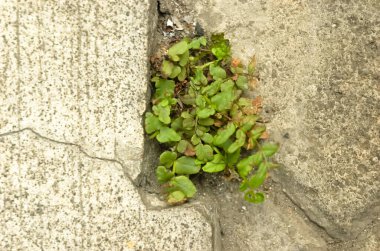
0, 0, 213, 250
178, 0, 380, 243
197, 179, 328, 251
0, 129, 212, 250
0, 0, 153, 180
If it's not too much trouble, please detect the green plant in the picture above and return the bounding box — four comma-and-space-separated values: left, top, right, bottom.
145, 34, 279, 205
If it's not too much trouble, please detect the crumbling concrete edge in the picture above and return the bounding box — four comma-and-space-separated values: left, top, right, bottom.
135, 1, 221, 250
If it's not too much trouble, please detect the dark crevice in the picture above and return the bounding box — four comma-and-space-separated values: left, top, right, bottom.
281, 189, 339, 243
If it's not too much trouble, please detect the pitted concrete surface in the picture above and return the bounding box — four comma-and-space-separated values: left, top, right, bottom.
0, 0, 151, 179
0, 1, 213, 250
0, 130, 212, 250
177, 0, 380, 244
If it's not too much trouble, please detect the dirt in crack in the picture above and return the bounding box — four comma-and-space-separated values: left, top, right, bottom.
136, 1, 331, 250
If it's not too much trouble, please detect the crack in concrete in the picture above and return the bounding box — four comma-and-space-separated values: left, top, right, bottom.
0, 128, 135, 182
281, 189, 339, 242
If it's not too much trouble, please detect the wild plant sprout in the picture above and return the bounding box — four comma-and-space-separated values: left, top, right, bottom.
145, 34, 279, 204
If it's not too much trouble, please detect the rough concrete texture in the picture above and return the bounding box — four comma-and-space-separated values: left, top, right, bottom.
0, 0, 213, 250
181, 0, 380, 243
0, 130, 212, 250
0, 0, 152, 179
197, 180, 328, 251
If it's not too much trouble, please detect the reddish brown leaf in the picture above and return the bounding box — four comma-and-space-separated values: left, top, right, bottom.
231, 58, 241, 68
259, 131, 269, 139
213, 120, 224, 127
184, 147, 196, 156
249, 77, 259, 90
252, 96, 263, 113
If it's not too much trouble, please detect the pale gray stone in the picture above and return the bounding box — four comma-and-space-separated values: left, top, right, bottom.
187, 0, 380, 243
0, 130, 212, 250
0, 0, 153, 179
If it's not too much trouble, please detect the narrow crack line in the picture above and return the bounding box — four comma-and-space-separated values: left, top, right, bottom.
0, 128, 134, 181
281, 189, 339, 242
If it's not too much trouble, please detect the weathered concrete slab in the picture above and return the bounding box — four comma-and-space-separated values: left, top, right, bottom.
0, 0, 154, 179
0, 0, 213, 250
182, 0, 380, 242
198, 183, 327, 251
0, 129, 212, 250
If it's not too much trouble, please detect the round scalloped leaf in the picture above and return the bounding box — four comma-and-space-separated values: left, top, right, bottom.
169, 176, 197, 197
156, 127, 181, 143
159, 151, 177, 167
156, 166, 174, 184
173, 157, 200, 175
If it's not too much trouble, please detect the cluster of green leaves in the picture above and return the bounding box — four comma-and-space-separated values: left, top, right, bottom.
145, 34, 279, 204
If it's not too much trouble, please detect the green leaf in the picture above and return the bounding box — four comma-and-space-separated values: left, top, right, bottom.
261, 143, 279, 157
179, 50, 189, 66
226, 148, 240, 166
191, 135, 201, 145
189, 36, 207, 49
250, 126, 266, 140
169, 65, 181, 78
159, 151, 177, 167
156, 127, 181, 143
173, 157, 200, 175
197, 107, 215, 119
181, 95, 195, 105
167, 190, 186, 204
201, 133, 213, 144
236, 156, 253, 178
145, 112, 163, 134
161, 60, 174, 76
210, 81, 236, 112
189, 39, 201, 49
178, 66, 187, 81
211, 91, 234, 112
248, 163, 267, 189
183, 118, 195, 130
156, 166, 174, 184
168, 40, 188, 61
220, 79, 235, 92
181, 111, 193, 118
195, 144, 214, 162
153, 78, 175, 101
193, 68, 208, 85
236, 75, 248, 90
213, 122, 236, 146
239, 179, 248, 192
201, 80, 221, 97
251, 153, 263, 166
210, 33, 231, 60
177, 140, 190, 153
244, 191, 265, 204
171, 117, 183, 131
196, 128, 204, 137
236, 153, 263, 178
202, 162, 225, 173
238, 97, 251, 107
209, 64, 227, 80
199, 36, 207, 46
198, 118, 214, 126
195, 95, 206, 108
240, 115, 259, 132
169, 175, 197, 197
202, 154, 225, 173
227, 129, 246, 153
153, 103, 171, 124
